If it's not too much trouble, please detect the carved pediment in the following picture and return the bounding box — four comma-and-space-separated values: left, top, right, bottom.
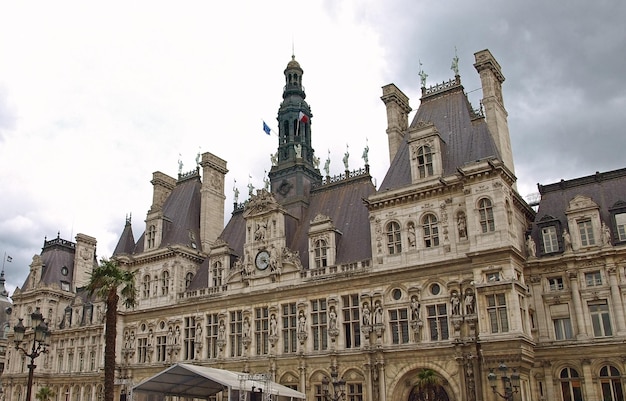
243, 189, 284, 218
566, 195, 598, 213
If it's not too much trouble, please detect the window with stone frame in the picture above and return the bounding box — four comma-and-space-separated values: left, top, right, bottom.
184, 316, 196, 360
212, 261, 223, 287
589, 301, 613, 337
599, 365, 624, 401
347, 383, 364, 401
389, 308, 410, 344
147, 225, 156, 249
553, 317, 574, 340
314, 238, 328, 268
185, 271, 194, 289
478, 198, 495, 233
548, 276, 564, 291
386, 221, 402, 254
486, 293, 509, 333
585, 271, 602, 287
156, 335, 167, 362
161, 270, 169, 296
577, 219, 595, 246
282, 303, 298, 353
427, 303, 449, 341
417, 145, 434, 178
541, 226, 560, 254
422, 213, 439, 248
229, 310, 244, 357
205, 313, 220, 359
142, 275, 151, 298
311, 299, 328, 351
342, 294, 361, 349
137, 337, 148, 363
255, 307, 270, 356
609, 201, 626, 243
560, 367, 584, 401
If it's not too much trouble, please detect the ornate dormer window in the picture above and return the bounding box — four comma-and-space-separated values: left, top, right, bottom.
565, 195, 601, 250
408, 121, 445, 183
537, 214, 562, 255
609, 200, 626, 243
308, 214, 340, 269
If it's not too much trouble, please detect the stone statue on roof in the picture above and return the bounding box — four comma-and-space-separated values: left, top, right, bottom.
362, 139, 369, 165
418, 60, 428, 87
451, 47, 459, 76
343, 144, 349, 170
324, 151, 330, 176
233, 180, 239, 204
178, 154, 183, 175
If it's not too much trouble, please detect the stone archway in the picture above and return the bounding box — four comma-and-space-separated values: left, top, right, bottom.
408, 384, 450, 401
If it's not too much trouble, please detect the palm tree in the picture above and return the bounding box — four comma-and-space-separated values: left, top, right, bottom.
86, 258, 137, 401
410, 369, 448, 401
35, 387, 55, 401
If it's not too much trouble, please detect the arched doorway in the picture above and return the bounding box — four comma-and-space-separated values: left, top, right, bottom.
407, 369, 451, 401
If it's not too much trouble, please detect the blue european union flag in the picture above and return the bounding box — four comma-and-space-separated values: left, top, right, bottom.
263, 121, 271, 135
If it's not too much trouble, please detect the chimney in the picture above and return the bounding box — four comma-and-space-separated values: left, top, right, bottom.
474, 49, 515, 176
149, 172, 177, 213
74, 233, 97, 289
381, 84, 412, 163
200, 152, 228, 252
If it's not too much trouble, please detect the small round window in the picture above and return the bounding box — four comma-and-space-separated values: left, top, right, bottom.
392, 288, 402, 300
61, 266, 69, 276
430, 283, 441, 295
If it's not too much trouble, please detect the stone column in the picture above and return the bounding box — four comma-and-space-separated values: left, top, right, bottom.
607, 266, 626, 335
377, 360, 386, 401
568, 271, 588, 339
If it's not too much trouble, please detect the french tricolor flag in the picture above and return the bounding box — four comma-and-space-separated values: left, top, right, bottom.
298, 111, 309, 123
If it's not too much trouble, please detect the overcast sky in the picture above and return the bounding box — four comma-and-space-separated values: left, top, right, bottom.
1, 1, 625, 294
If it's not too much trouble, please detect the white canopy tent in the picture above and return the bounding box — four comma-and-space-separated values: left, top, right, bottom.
132, 363, 306, 400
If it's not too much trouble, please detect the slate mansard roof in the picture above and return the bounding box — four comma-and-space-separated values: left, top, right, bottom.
379, 79, 500, 191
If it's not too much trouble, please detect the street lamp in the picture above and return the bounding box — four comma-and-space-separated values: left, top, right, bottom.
14, 307, 50, 401
321, 369, 346, 401
487, 362, 520, 401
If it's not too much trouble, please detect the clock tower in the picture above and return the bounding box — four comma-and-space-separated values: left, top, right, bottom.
268, 55, 322, 218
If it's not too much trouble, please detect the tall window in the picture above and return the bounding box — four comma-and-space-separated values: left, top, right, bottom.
230, 311, 244, 357
589, 301, 612, 337
542, 226, 559, 253
600, 365, 624, 401
585, 271, 602, 287
486, 294, 509, 333
147, 225, 156, 248
185, 272, 194, 289
478, 198, 495, 233
156, 335, 167, 362
553, 318, 573, 340
427, 303, 449, 341
212, 262, 223, 287
389, 308, 410, 344
560, 367, 583, 401
347, 383, 363, 401
577, 219, 595, 246
142, 275, 151, 298
311, 299, 328, 351
422, 214, 439, 248
548, 277, 564, 291
616, 213, 626, 241
417, 145, 434, 178
137, 338, 148, 363
386, 221, 402, 254
282, 303, 297, 353
255, 307, 270, 356
342, 294, 361, 349
206, 313, 220, 359
161, 271, 170, 296
314, 239, 328, 268
184, 316, 196, 360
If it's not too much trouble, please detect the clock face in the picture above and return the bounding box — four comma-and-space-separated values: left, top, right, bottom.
255, 250, 270, 270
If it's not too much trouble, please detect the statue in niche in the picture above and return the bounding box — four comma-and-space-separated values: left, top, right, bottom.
270, 314, 278, 336
602, 222, 612, 246
218, 320, 226, 341
328, 306, 337, 330
298, 311, 307, 333
407, 222, 416, 248
526, 235, 536, 257
373, 301, 383, 325
295, 144, 302, 158
410, 296, 421, 321
362, 302, 371, 326
450, 291, 461, 315
563, 229, 572, 251
457, 213, 467, 239
243, 317, 250, 338
464, 289, 475, 315
271, 152, 278, 166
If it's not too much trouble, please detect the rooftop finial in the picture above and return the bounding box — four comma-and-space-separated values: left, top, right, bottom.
418, 60, 428, 88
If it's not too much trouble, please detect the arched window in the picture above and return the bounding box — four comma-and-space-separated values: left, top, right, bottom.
478, 198, 495, 233
417, 146, 434, 178
422, 214, 439, 247
600, 365, 624, 401
185, 272, 194, 289
559, 367, 583, 401
161, 271, 170, 296
314, 239, 328, 268
212, 262, 223, 287
147, 225, 156, 249
386, 221, 402, 254
142, 275, 151, 298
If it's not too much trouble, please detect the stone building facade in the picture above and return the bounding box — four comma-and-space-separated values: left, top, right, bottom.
2, 49, 626, 401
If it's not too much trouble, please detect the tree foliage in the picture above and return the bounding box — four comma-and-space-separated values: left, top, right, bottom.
86, 258, 137, 401
35, 387, 55, 401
